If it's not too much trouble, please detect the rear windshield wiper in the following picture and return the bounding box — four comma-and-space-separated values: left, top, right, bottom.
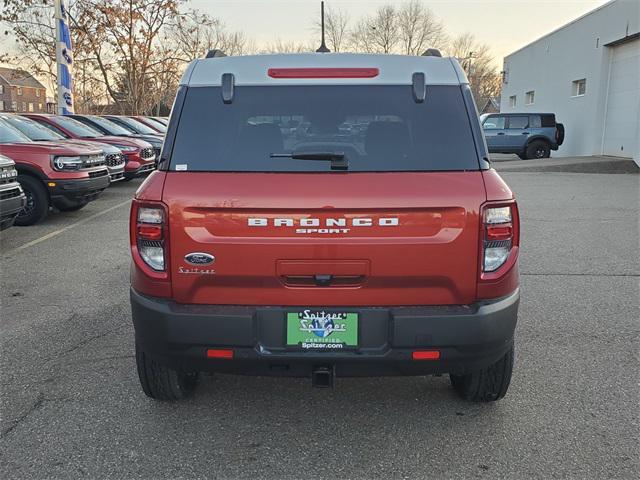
270, 152, 348, 171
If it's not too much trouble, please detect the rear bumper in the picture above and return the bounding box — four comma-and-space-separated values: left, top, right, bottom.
49, 174, 110, 209
131, 288, 519, 377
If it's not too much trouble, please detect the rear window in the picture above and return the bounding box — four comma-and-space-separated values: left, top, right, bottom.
541, 114, 556, 127
170, 85, 479, 172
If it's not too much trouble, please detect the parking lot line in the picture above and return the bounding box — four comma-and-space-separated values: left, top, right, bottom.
3, 199, 132, 257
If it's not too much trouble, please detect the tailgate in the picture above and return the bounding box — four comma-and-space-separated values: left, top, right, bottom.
164, 171, 485, 306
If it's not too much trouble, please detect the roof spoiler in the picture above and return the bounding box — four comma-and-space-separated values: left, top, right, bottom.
421, 48, 442, 57
205, 49, 227, 59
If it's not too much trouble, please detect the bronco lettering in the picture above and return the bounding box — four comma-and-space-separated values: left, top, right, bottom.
248, 217, 399, 227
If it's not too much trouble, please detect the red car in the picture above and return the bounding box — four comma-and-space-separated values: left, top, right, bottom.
23, 114, 156, 180
130, 52, 520, 402
0, 119, 109, 225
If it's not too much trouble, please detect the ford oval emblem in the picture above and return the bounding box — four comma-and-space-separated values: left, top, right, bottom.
184, 253, 215, 265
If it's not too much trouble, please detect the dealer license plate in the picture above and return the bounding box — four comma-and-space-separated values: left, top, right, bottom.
286, 310, 358, 350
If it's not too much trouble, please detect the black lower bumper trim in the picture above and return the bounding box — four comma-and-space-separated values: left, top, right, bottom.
49, 175, 110, 208
131, 288, 519, 377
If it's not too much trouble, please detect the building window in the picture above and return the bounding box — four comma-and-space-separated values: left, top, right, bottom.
36, 89, 41, 97
28, 102, 34, 112
0, 101, 4, 111
22, 102, 27, 111
17, 86, 23, 96
572, 79, 586, 97
38, 103, 42, 111
509, 95, 516, 108
11, 101, 17, 111
525, 91, 535, 105
0, 85, 3, 94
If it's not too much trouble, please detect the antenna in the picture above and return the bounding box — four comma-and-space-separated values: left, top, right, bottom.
316, 1, 330, 53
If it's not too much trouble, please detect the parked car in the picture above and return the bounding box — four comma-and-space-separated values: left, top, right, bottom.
130, 51, 520, 402
0, 153, 26, 230
104, 115, 164, 140
480, 112, 565, 159
70, 114, 163, 160
0, 119, 109, 225
1, 113, 125, 183
23, 114, 156, 181
132, 116, 167, 134
151, 117, 169, 126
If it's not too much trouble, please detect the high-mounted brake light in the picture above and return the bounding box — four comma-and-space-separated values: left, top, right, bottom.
268, 68, 379, 79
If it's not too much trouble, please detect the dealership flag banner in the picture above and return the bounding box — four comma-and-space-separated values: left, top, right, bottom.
55, 0, 74, 114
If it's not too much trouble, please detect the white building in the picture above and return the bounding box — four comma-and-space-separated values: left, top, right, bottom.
500, 0, 639, 165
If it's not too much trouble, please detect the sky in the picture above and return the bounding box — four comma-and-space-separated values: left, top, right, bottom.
0, 0, 612, 94
191, 0, 611, 66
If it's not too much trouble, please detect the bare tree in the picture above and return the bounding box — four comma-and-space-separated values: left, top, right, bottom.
74, 0, 180, 114
349, 5, 398, 54
447, 33, 501, 104
1, 0, 60, 94
260, 39, 315, 54
170, 9, 250, 62
313, 5, 349, 52
397, 0, 447, 55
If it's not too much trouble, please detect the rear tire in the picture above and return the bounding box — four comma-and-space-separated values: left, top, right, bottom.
525, 140, 550, 159
14, 175, 49, 226
135, 344, 200, 401
450, 344, 514, 402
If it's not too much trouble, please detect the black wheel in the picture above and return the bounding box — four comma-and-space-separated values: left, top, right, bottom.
450, 345, 514, 402
14, 175, 49, 226
525, 140, 550, 159
516, 152, 526, 160
135, 343, 200, 401
57, 200, 88, 212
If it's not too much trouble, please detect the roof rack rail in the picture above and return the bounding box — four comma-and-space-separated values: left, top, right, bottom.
205, 49, 227, 59
422, 48, 442, 58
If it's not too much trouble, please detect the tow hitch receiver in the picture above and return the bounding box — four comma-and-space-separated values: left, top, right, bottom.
312, 366, 334, 388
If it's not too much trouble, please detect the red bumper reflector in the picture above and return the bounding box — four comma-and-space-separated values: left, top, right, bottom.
206, 349, 234, 359
412, 350, 441, 360
268, 67, 380, 79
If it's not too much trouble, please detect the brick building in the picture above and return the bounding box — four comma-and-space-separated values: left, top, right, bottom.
0, 67, 48, 113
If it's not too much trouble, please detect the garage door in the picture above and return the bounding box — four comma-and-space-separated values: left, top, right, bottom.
602, 38, 639, 158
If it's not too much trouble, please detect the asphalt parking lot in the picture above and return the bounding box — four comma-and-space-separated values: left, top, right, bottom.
1, 165, 638, 479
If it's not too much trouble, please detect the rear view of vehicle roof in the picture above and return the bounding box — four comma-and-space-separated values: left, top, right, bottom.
181, 53, 468, 87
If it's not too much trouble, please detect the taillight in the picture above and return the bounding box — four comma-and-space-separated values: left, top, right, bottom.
482, 205, 515, 273
135, 203, 167, 271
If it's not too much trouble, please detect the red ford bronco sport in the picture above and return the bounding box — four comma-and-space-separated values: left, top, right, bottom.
130, 51, 520, 402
